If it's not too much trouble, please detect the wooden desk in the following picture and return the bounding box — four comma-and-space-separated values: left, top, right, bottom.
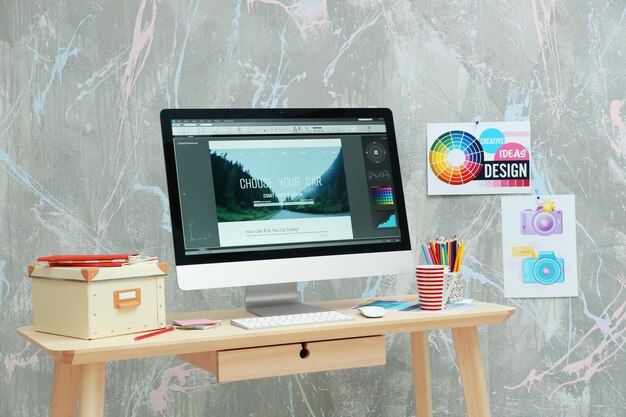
17, 299, 514, 417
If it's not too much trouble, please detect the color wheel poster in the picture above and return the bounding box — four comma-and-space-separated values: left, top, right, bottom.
427, 121, 531, 195
501, 195, 578, 298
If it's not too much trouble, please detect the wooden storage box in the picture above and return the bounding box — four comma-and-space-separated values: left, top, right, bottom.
29, 263, 168, 340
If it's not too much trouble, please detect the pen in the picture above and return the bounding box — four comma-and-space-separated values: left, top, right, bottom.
134, 326, 174, 341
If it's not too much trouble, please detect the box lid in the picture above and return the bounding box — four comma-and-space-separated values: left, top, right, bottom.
28, 262, 168, 282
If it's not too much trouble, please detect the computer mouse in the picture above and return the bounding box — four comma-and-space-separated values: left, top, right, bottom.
358, 306, 385, 318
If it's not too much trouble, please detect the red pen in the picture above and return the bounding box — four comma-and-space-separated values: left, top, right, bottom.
134, 326, 174, 341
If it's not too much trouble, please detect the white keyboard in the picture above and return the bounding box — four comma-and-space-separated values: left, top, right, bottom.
231, 311, 354, 330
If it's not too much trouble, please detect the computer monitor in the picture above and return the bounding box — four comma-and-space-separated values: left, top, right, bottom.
160, 108, 413, 316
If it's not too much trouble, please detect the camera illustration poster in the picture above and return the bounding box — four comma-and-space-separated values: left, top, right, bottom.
501, 195, 578, 298
209, 138, 352, 246
427, 121, 531, 195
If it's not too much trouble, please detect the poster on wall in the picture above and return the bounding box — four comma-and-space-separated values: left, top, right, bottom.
427, 121, 531, 195
501, 195, 578, 298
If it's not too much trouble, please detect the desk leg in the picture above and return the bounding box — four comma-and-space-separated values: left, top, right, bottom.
51, 360, 81, 417
78, 362, 106, 417
410, 331, 433, 417
452, 326, 491, 417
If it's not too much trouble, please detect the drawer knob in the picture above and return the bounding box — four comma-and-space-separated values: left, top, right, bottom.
299, 343, 310, 359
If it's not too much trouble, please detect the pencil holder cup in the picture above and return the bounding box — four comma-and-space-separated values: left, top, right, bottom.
444, 272, 464, 303
415, 265, 452, 310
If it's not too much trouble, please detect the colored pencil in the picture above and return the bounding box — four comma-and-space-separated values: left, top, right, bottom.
421, 237, 465, 270
455, 242, 465, 272
421, 243, 431, 265
134, 326, 174, 341
429, 240, 439, 264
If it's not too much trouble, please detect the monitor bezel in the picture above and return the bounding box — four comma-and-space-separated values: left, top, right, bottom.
160, 107, 411, 268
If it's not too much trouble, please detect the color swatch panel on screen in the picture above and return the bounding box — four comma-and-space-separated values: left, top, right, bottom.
371, 186, 394, 205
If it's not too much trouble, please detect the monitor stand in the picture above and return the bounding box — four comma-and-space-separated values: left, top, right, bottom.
244, 282, 330, 317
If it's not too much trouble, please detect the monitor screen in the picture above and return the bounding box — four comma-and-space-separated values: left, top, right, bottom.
160, 108, 413, 291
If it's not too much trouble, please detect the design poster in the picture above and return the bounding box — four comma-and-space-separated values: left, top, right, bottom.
501, 195, 578, 298
427, 121, 531, 195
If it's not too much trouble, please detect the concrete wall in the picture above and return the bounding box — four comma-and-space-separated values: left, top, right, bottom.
1, 1, 624, 416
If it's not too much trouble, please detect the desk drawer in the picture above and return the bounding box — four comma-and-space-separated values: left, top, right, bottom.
179, 335, 386, 382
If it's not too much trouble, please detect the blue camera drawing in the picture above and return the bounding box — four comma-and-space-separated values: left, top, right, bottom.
521, 251, 564, 285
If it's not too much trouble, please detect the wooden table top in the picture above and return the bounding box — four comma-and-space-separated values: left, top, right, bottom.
17, 298, 515, 365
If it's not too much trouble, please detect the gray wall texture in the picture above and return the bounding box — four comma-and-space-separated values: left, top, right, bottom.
1, 1, 625, 416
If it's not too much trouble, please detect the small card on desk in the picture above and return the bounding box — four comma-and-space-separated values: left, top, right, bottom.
172, 319, 220, 330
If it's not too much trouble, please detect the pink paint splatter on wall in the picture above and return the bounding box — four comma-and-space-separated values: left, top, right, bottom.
608, 100, 626, 160
120, 0, 159, 129
247, 0, 329, 36
609, 100, 626, 135
506, 274, 626, 399
150, 363, 212, 414
4, 343, 40, 378
530, 0, 563, 119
